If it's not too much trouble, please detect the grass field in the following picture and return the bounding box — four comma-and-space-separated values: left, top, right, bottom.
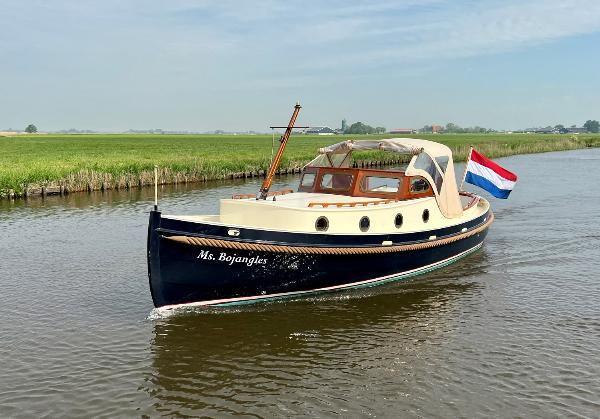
1, 133, 599, 198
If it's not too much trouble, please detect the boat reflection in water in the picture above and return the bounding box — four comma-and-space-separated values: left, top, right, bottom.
143, 253, 487, 416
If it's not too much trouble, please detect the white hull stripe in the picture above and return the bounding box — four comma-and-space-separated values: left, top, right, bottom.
467, 160, 515, 191
156, 242, 484, 312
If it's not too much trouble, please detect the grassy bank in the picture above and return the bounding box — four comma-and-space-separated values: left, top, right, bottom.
1, 133, 599, 198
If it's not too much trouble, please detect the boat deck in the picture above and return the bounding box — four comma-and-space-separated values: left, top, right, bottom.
231, 192, 402, 209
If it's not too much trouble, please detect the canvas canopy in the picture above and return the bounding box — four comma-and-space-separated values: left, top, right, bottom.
305, 138, 463, 218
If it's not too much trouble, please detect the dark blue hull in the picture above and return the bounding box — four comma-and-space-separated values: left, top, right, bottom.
147, 211, 491, 308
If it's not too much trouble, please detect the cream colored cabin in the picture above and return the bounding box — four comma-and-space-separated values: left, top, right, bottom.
169, 138, 490, 234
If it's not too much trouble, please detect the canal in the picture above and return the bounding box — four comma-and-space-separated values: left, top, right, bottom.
1, 149, 599, 417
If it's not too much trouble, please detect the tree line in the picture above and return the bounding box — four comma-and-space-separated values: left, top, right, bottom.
343, 121, 386, 134
18, 119, 600, 135
420, 120, 599, 134
420, 123, 494, 134
583, 120, 600, 133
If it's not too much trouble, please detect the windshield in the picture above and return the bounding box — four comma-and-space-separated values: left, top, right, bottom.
414, 152, 443, 193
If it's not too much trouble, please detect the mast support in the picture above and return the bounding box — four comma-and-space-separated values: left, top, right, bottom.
258, 103, 302, 200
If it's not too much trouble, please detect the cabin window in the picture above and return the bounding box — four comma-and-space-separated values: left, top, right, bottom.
422, 209, 430, 223
414, 152, 443, 193
435, 156, 449, 174
300, 173, 316, 188
359, 216, 370, 232
395, 213, 403, 228
360, 176, 402, 194
410, 177, 430, 194
320, 173, 353, 191
315, 216, 329, 231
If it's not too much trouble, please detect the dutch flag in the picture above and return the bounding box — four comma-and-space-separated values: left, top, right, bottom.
464, 148, 517, 199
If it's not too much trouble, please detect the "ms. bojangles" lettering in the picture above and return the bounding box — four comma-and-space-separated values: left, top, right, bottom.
197, 250, 268, 267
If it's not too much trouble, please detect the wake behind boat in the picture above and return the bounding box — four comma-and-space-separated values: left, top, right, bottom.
147, 104, 494, 309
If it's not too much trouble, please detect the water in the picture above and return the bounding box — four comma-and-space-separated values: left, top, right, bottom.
1, 149, 599, 417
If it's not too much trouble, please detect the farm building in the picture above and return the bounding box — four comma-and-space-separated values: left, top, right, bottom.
389, 128, 416, 134
566, 127, 588, 134
304, 127, 336, 135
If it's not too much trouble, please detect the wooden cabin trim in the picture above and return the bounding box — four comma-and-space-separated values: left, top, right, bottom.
298, 167, 434, 201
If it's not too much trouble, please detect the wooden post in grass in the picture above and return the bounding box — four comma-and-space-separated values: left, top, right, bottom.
154, 165, 158, 210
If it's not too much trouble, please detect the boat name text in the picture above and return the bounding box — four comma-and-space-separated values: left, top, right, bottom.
197, 250, 268, 267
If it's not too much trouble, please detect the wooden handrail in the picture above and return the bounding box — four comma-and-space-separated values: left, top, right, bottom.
459, 191, 479, 210
232, 189, 294, 200
308, 199, 398, 208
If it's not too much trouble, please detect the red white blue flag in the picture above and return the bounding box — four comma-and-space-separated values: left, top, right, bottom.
464, 148, 517, 199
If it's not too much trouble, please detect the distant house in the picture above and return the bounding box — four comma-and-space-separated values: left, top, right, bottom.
305, 127, 336, 135
389, 128, 416, 134
566, 127, 588, 134
431, 125, 443, 134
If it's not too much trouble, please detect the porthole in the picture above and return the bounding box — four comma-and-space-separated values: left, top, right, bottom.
422, 209, 430, 223
359, 216, 370, 232
394, 213, 403, 228
315, 216, 329, 232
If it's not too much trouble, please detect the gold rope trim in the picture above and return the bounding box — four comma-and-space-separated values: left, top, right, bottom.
164, 212, 493, 255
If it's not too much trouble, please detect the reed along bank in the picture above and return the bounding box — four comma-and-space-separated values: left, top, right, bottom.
2, 133, 599, 199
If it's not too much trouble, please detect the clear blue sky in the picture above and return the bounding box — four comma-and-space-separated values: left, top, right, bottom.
2, 0, 599, 132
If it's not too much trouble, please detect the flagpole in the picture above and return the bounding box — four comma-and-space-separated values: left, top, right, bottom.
459, 146, 473, 191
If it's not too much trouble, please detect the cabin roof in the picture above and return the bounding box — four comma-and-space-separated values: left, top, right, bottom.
317, 138, 452, 159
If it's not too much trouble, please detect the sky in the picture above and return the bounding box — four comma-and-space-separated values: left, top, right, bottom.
2, 0, 600, 132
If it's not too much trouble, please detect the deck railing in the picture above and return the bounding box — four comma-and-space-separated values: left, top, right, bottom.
232, 189, 294, 200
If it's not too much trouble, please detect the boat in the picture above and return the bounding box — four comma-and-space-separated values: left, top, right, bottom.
147, 104, 493, 309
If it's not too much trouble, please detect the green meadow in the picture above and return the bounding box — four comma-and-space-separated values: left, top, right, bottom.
1, 133, 599, 198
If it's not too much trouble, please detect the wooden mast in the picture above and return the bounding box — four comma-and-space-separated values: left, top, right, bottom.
258, 102, 302, 200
